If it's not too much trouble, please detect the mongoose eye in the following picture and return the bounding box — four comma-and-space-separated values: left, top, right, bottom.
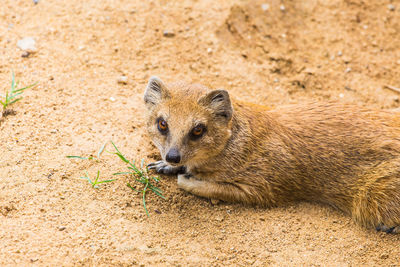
157, 118, 168, 134
190, 124, 206, 140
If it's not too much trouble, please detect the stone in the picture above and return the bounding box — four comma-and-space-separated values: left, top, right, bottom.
163, 30, 175, 37
17, 37, 37, 53
21, 51, 30, 58
117, 75, 128, 84
261, 4, 270, 11
210, 198, 220, 205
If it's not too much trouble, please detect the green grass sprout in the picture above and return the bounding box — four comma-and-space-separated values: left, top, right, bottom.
110, 141, 165, 216
68, 142, 115, 188
66, 142, 107, 161
80, 170, 116, 188
0, 71, 37, 114
67, 141, 162, 215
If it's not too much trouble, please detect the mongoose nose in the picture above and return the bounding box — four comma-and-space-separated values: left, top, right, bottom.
166, 148, 181, 164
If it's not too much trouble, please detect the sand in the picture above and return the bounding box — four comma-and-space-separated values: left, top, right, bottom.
1, 0, 399, 265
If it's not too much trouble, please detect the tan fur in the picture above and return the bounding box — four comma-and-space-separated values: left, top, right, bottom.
144, 77, 400, 232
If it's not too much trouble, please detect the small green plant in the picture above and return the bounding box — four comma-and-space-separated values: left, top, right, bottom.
66, 142, 107, 161
67, 142, 113, 189
80, 170, 115, 188
67, 141, 164, 215
111, 141, 165, 216
0, 71, 37, 114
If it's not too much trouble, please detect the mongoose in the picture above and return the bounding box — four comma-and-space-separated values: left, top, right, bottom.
144, 77, 400, 234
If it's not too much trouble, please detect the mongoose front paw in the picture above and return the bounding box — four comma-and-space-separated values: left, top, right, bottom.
376, 224, 400, 234
177, 173, 200, 192
147, 161, 186, 175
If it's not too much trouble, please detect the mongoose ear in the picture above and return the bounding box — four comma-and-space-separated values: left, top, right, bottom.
198, 89, 233, 121
144, 76, 170, 108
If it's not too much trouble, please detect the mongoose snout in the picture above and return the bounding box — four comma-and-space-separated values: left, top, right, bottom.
166, 147, 181, 164
144, 76, 400, 234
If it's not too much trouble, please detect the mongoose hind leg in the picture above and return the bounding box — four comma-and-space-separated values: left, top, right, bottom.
177, 173, 266, 205
148, 161, 186, 175
352, 161, 400, 234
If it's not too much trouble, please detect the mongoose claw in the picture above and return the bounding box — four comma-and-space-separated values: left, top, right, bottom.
147, 161, 164, 169
183, 173, 193, 179
147, 161, 186, 175
376, 224, 400, 234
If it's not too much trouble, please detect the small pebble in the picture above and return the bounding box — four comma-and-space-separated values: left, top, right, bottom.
342, 56, 351, 63
339, 93, 344, 98
280, 5, 286, 11
261, 3, 270, 11
17, 37, 37, 53
21, 51, 30, 58
163, 30, 175, 37
274, 78, 279, 83
210, 198, 220, 205
345, 67, 351, 73
304, 67, 315, 74
33, 0, 39, 4
117, 75, 128, 84
215, 215, 224, 222
110, 97, 116, 102
380, 252, 389, 259
207, 47, 212, 54
58, 226, 66, 231
388, 4, 395, 11
337, 51, 343, 57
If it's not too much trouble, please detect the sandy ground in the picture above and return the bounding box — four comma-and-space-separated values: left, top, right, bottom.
1, 0, 400, 265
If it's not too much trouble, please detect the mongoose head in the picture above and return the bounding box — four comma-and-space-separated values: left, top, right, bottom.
144, 77, 233, 167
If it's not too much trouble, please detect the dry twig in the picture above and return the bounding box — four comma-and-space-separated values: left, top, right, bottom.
384, 85, 400, 94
